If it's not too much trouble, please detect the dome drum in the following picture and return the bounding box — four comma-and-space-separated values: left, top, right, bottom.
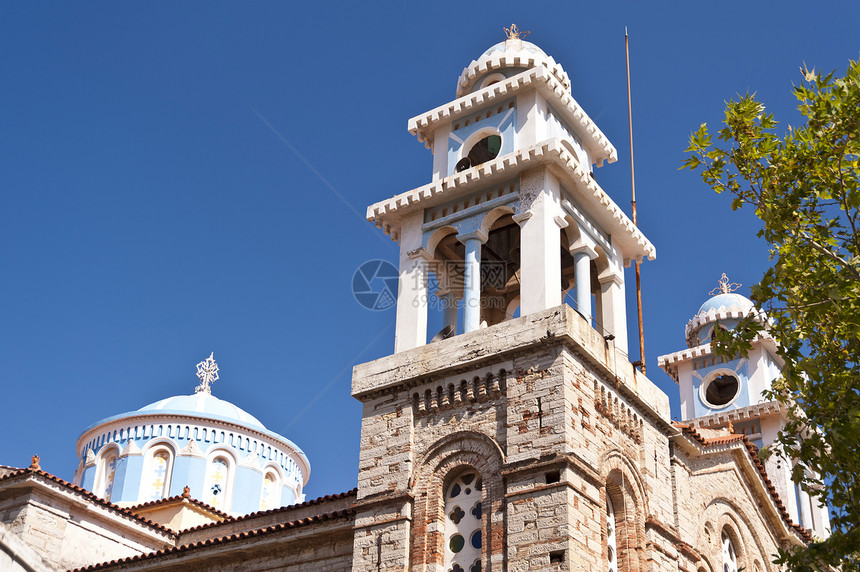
74, 386, 309, 516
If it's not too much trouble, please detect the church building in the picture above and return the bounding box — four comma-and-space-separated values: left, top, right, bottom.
0, 29, 825, 572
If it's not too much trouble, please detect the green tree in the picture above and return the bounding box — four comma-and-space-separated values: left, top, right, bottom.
683, 58, 860, 571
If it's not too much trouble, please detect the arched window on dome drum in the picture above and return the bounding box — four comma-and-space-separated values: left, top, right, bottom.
444, 471, 483, 572
96, 449, 118, 501
204, 456, 232, 511
260, 470, 281, 511
721, 530, 739, 572
606, 496, 618, 572
144, 448, 172, 501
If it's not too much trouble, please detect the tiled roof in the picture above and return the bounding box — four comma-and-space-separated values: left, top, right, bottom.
127, 495, 232, 521
673, 423, 812, 542
0, 467, 175, 537
71, 508, 356, 571
179, 488, 357, 534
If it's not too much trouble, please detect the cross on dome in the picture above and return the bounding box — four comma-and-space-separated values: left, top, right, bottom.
195, 352, 219, 394
709, 273, 742, 296
504, 23, 529, 40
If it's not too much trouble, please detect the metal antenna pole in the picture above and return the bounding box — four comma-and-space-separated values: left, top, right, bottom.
626, 28, 646, 375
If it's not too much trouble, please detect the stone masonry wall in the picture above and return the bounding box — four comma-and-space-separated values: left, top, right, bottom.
0, 488, 170, 572
350, 306, 799, 571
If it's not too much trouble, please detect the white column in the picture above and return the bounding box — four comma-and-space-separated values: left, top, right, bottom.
458, 231, 487, 333
394, 212, 430, 353
571, 245, 596, 322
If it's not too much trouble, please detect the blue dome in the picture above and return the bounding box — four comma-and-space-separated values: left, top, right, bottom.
82, 391, 272, 435
137, 393, 266, 431
697, 293, 754, 315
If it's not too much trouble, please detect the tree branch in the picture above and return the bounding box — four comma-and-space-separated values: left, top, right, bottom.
794, 228, 860, 281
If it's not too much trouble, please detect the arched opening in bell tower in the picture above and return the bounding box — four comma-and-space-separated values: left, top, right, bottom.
426, 208, 525, 339
424, 207, 624, 343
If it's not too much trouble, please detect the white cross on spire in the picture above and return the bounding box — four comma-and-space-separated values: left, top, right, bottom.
195, 352, 219, 394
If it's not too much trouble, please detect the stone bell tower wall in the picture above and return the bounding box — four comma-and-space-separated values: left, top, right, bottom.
350, 304, 673, 570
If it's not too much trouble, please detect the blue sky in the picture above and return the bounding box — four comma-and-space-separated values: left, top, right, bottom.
1, 2, 858, 500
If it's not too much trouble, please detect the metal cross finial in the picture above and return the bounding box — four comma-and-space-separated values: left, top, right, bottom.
709, 273, 742, 296
195, 352, 219, 394
504, 24, 530, 40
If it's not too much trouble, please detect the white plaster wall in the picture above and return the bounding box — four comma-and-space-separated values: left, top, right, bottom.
515, 90, 547, 150
432, 122, 450, 181
746, 346, 767, 404
678, 361, 695, 420
516, 168, 564, 316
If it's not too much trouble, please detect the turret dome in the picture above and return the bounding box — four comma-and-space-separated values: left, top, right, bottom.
696, 293, 754, 316
456, 29, 571, 98
685, 275, 757, 347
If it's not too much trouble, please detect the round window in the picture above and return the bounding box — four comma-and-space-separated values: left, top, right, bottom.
702, 373, 740, 408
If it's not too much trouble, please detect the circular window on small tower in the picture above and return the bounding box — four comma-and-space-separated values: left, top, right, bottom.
700, 370, 741, 409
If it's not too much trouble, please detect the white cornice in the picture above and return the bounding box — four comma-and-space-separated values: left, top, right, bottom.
658, 335, 781, 382
367, 138, 654, 265
408, 67, 617, 167
657, 343, 713, 382
689, 401, 785, 428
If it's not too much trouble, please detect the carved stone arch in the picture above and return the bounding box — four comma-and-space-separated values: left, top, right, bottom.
601, 449, 647, 572
410, 431, 504, 571
479, 205, 516, 239
696, 498, 770, 572
426, 225, 459, 260
600, 449, 648, 515
717, 510, 749, 572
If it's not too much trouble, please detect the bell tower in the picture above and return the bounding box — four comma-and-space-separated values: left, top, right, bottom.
658, 274, 831, 539
352, 29, 667, 571
370, 25, 654, 354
